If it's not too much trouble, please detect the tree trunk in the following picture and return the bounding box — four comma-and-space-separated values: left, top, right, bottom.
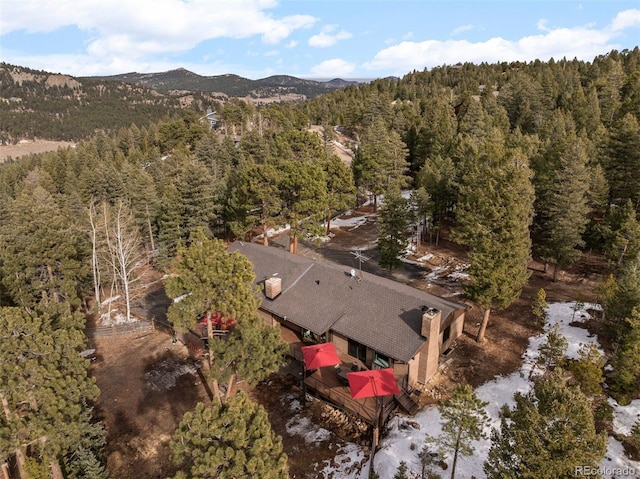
0, 392, 12, 422
552, 263, 558, 282
476, 308, 491, 343
326, 210, 332, 235
14, 450, 26, 479
46, 264, 60, 303
450, 430, 462, 479
211, 378, 223, 405
225, 374, 236, 402
373, 194, 378, 212
50, 459, 64, 479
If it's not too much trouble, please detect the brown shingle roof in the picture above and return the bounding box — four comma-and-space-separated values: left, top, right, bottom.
228, 241, 466, 362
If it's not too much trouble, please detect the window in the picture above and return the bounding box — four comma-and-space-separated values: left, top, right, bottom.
442, 325, 451, 344
348, 339, 367, 362
374, 352, 389, 368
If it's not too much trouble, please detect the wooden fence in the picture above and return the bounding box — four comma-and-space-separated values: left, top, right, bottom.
86, 320, 153, 338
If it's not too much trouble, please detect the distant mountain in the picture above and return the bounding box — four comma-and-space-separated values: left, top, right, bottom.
0, 63, 185, 142
89, 68, 360, 99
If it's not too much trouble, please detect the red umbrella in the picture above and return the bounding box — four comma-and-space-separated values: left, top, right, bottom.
347, 368, 401, 399
301, 342, 340, 370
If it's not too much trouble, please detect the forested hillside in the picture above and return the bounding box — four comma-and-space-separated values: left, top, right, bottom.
1, 48, 639, 477
0, 64, 189, 143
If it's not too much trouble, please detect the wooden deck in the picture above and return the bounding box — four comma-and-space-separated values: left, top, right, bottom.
303, 366, 395, 425
280, 326, 398, 424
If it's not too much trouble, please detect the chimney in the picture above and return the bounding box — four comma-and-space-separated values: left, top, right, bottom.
421, 307, 441, 338
264, 277, 282, 299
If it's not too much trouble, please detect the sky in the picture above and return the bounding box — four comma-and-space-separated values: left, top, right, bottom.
1, 1, 639, 80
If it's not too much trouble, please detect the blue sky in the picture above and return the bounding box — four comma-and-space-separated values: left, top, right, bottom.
1, 1, 639, 80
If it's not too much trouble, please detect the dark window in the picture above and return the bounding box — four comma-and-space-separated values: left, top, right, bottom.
442, 325, 451, 344
348, 339, 367, 362
374, 352, 389, 368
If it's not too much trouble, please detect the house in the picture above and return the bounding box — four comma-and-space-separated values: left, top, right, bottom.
228, 241, 467, 389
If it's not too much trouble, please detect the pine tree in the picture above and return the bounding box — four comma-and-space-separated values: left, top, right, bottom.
603, 113, 640, 207
606, 199, 640, 267
209, 314, 287, 401
352, 117, 409, 211
225, 158, 282, 245
165, 230, 260, 334
537, 323, 568, 371
0, 307, 103, 476
0, 182, 89, 308
613, 308, 640, 395
453, 130, 534, 342
378, 186, 412, 274
484, 372, 607, 479
323, 154, 356, 234
279, 159, 328, 254
426, 384, 489, 479
536, 124, 591, 281
568, 343, 605, 396
169, 392, 288, 479
531, 288, 548, 328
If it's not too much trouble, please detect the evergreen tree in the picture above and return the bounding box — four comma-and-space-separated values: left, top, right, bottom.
613, 307, 640, 395
536, 121, 591, 281
378, 186, 412, 273
603, 113, 640, 207
209, 314, 287, 401
537, 323, 568, 371
605, 199, 640, 267
169, 392, 288, 479
426, 384, 489, 479
352, 117, 409, 211
279, 159, 328, 254
568, 343, 605, 396
225, 159, 282, 245
484, 372, 607, 479
453, 130, 534, 342
0, 182, 89, 308
0, 307, 103, 476
165, 229, 260, 334
531, 288, 548, 328
323, 154, 356, 234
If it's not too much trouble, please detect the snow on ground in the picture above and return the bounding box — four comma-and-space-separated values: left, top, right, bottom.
373, 302, 640, 479
330, 212, 372, 230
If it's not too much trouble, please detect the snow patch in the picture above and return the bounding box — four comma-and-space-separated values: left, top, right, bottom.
286, 416, 332, 444
374, 301, 640, 478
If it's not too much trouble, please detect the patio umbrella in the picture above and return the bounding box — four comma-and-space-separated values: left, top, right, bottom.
347, 368, 401, 399
301, 342, 340, 370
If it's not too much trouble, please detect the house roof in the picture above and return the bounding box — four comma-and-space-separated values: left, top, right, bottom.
228, 241, 467, 363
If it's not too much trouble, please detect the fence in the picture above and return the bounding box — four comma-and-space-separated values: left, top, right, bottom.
86, 320, 153, 338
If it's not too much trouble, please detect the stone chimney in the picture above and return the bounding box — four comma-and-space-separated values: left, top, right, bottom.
421, 307, 442, 381
421, 307, 441, 338
264, 277, 282, 299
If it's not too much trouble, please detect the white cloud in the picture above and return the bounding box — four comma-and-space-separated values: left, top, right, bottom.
286, 40, 299, 49
609, 8, 640, 31
309, 58, 355, 78
363, 11, 639, 75
308, 24, 352, 47
452, 24, 474, 36
1, 0, 316, 59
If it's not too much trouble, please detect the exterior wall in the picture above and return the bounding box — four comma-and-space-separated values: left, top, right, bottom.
440, 310, 465, 351
332, 333, 349, 357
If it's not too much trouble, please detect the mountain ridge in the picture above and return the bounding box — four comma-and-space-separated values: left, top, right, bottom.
86, 68, 361, 99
